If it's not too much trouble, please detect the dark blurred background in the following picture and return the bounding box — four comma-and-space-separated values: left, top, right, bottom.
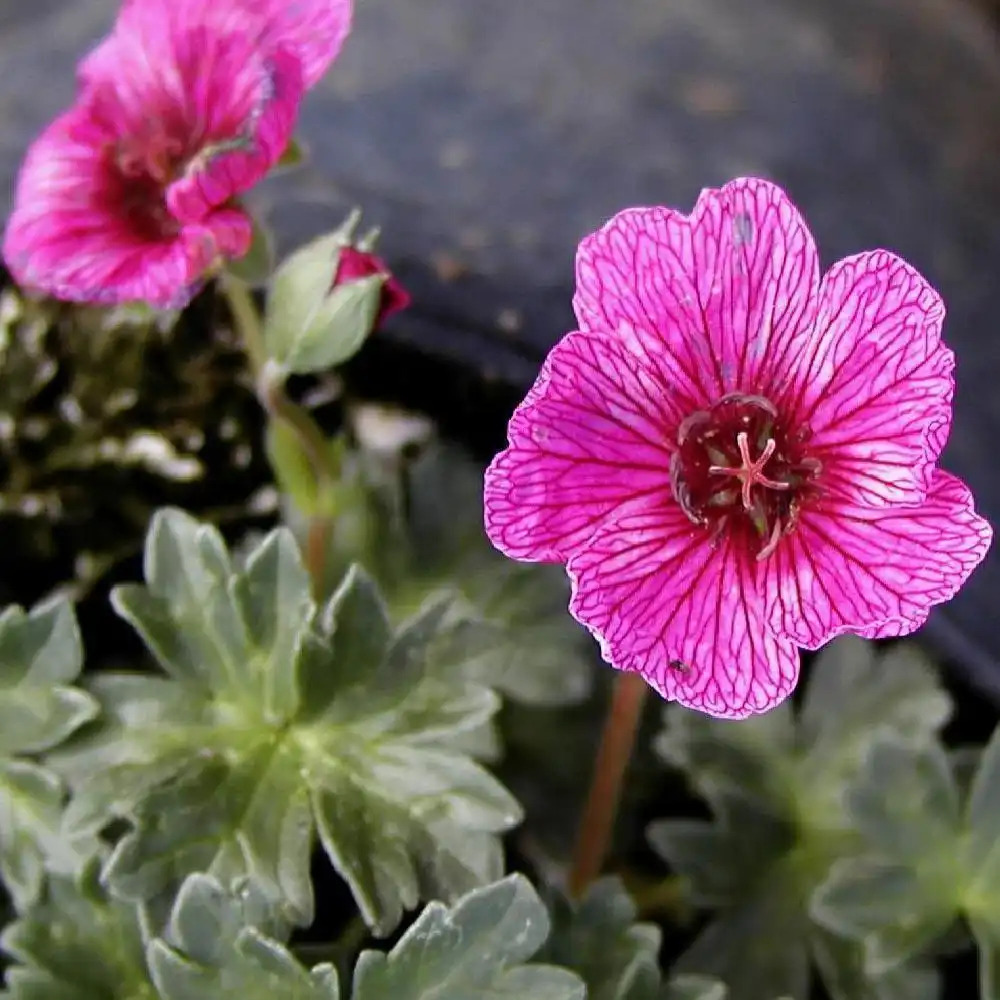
3, 0, 1000, 698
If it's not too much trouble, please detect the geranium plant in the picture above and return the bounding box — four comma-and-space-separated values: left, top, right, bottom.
0, 0, 996, 997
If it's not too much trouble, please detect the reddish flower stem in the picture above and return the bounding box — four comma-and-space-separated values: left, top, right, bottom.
567, 670, 648, 899
304, 515, 333, 599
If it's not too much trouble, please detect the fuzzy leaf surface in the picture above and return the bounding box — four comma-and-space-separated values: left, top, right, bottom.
149, 874, 332, 1000
0, 601, 97, 756
542, 878, 662, 1000
0, 864, 155, 1000
55, 509, 520, 933
352, 874, 585, 1000
0, 601, 98, 909
649, 637, 950, 1000
814, 723, 1000, 999
322, 440, 594, 707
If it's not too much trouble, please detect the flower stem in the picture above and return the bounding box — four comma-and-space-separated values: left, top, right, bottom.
220, 275, 338, 595
567, 671, 648, 899
304, 515, 333, 597
221, 274, 269, 375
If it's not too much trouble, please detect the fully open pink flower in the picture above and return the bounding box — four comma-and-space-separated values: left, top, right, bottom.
3, 0, 352, 308
484, 178, 992, 718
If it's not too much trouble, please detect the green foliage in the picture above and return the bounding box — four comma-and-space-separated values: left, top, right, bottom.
150, 873, 585, 1000
662, 979, 730, 1000
351, 874, 584, 1000
225, 219, 276, 286
0, 861, 155, 1000
0, 601, 98, 910
648, 637, 948, 1000
318, 432, 594, 707
542, 877, 663, 1000
50, 509, 520, 935
149, 874, 325, 1000
812, 724, 1000, 1000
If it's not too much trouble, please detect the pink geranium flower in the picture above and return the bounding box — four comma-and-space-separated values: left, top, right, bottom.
2, 0, 352, 308
484, 177, 992, 718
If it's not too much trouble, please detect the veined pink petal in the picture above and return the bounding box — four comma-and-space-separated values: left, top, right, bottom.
566, 497, 800, 718
165, 47, 304, 223
574, 179, 820, 401
256, 0, 353, 88
80, 0, 304, 224
82, 0, 352, 93
782, 251, 953, 507
765, 470, 992, 648
484, 329, 677, 563
2, 105, 252, 307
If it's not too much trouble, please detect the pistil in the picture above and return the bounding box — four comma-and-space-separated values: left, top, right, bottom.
708, 431, 790, 511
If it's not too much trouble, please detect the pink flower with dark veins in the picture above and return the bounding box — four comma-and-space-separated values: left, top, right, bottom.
2, 0, 352, 308
484, 177, 993, 718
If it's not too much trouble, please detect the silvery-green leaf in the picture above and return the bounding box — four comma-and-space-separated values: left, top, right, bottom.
647, 637, 952, 1000
351, 875, 585, 1000
541, 877, 661, 1000
324, 442, 594, 707
811, 857, 955, 974
0, 865, 153, 1000
663, 977, 728, 1000
61, 511, 519, 934
149, 874, 332, 1000
0, 601, 97, 756
0, 600, 98, 909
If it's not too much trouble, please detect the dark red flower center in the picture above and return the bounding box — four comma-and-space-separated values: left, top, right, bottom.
104, 124, 189, 242
670, 393, 821, 559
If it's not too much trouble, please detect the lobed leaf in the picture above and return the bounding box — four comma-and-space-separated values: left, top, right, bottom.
541, 877, 662, 1000
0, 864, 153, 1000
320, 440, 595, 707
0, 601, 97, 756
149, 874, 331, 1000
649, 636, 952, 1000
0, 600, 98, 909
62, 512, 519, 933
351, 874, 585, 1000
149, 873, 588, 1000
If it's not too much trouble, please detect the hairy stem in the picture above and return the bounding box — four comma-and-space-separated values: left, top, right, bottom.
221, 275, 338, 595
567, 671, 648, 899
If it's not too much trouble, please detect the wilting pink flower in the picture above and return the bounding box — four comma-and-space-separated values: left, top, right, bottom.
2, 0, 352, 308
484, 177, 992, 718
335, 246, 411, 324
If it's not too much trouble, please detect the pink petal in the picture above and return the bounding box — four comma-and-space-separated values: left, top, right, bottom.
566, 497, 800, 718
783, 251, 953, 507
484, 328, 678, 563
256, 0, 353, 88
2, 106, 252, 307
81, 0, 304, 224
82, 0, 351, 93
165, 47, 304, 223
573, 178, 820, 402
765, 470, 992, 648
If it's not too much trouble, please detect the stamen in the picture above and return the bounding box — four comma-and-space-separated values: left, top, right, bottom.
709, 431, 790, 510
756, 518, 784, 561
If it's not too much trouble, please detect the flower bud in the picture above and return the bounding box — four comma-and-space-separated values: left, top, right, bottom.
262, 212, 409, 375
